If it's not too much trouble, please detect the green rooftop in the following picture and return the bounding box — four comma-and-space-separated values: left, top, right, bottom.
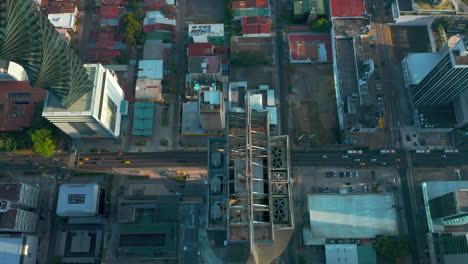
132, 102, 154, 136
357, 245, 377, 264
145, 31, 173, 41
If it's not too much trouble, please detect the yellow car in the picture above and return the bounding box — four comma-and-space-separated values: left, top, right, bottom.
124, 160, 131, 164
395, 158, 401, 162
83, 157, 90, 161
360, 162, 366, 166
78, 161, 84, 165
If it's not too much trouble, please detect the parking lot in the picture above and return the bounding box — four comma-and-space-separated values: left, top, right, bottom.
295, 167, 398, 196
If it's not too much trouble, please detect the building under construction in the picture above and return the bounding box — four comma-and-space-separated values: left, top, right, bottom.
207, 93, 293, 253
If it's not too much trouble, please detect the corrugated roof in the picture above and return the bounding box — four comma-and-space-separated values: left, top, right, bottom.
330, 0, 365, 18
242, 24, 271, 34
133, 102, 154, 135
188, 43, 214, 57
242, 16, 272, 25
138, 60, 164, 79
232, 1, 246, 9
100, 5, 122, 19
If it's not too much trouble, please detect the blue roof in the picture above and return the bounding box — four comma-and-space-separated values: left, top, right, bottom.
0, 237, 22, 264
138, 60, 163, 79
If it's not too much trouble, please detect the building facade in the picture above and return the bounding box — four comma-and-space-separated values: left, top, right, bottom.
42, 64, 126, 138
405, 36, 468, 106
0, 183, 40, 233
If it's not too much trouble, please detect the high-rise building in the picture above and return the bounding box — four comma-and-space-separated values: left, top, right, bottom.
42, 64, 126, 138
0, 0, 94, 108
429, 190, 468, 226
402, 36, 468, 106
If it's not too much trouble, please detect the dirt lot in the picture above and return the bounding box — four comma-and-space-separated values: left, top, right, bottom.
288, 64, 338, 145
184, 0, 228, 22
230, 37, 275, 62
229, 65, 275, 88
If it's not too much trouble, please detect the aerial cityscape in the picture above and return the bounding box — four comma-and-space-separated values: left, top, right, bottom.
0, 0, 467, 263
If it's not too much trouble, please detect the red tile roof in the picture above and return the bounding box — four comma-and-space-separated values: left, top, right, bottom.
188, 43, 214, 57
242, 16, 272, 25
143, 23, 175, 33
98, 40, 116, 48
0, 184, 21, 201
47, 4, 77, 14
101, 0, 124, 4
232, 1, 246, 9
0, 82, 47, 132
88, 48, 120, 63
246, 0, 269, 8
100, 5, 122, 19
331, 0, 365, 18
288, 33, 333, 61
242, 24, 271, 35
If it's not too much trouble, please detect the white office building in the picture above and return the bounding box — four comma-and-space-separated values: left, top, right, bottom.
42, 64, 126, 138
56, 184, 104, 217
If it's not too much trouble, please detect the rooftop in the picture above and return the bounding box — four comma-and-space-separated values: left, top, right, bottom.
182, 101, 205, 135
289, 33, 332, 62
325, 244, 358, 264
188, 24, 224, 37
138, 60, 163, 79
403, 53, 443, 85
308, 194, 398, 238
132, 102, 154, 136
189, 56, 221, 74
143, 11, 176, 26
423, 181, 468, 232
100, 5, 122, 19
0, 82, 46, 131
330, 0, 365, 18
0, 237, 22, 264
48, 13, 76, 29
242, 24, 271, 35
56, 184, 101, 217
0, 184, 21, 202
188, 43, 214, 57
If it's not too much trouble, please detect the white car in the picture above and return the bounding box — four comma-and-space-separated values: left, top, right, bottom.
321, 155, 328, 158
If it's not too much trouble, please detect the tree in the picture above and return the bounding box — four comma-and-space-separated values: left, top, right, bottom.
30, 129, 55, 157
311, 18, 331, 32
374, 236, 412, 260
122, 13, 142, 47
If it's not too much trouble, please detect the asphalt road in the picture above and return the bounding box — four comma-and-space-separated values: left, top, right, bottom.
75, 151, 208, 170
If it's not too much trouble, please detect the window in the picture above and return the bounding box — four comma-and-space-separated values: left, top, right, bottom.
8, 93, 30, 98
68, 194, 85, 204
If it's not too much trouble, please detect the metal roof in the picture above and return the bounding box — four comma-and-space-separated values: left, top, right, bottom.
132, 102, 154, 136
0, 237, 22, 264
308, 194, 398, 238
138, 60, 163, 79
48, 13, 76, 29
325, 244, 358, 264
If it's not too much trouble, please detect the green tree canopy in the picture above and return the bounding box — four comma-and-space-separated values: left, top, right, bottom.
374, 236, 412, 260
123, 13, 142, 47
30, 129, 55, 157
311, 18, 331, 32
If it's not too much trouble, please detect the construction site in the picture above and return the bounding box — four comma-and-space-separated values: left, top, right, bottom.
207, 92, 294, 259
